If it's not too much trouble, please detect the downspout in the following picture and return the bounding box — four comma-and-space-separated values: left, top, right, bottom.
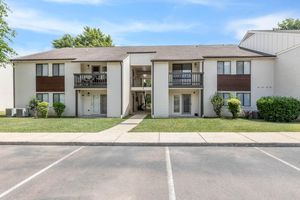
120, 61, 123, 118
75, 90, 78, 117
151, 61, 154, 118
13, 64, 15, 108
201, 60, 204, 117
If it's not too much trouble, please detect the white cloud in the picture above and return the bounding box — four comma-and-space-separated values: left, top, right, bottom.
101, 21, 199, 34
44, 0, 105, 5
7, 5, 83, 35
7, 4, 199, 36
226, 12, 296, 40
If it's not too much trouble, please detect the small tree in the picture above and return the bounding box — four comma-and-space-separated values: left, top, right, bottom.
210, 93, 224, 117
0, 0, 16, 66
53, 102, 66, 118
227, 98, 241, 119
37, 102, 49, 118
28, 97, 40, 118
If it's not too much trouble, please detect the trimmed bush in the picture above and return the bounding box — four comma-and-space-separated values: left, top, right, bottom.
227, 98, 241, 119
28, 97, 40, 118
53, 102, 66, 117
257, 96, 300, 122
37, 102, 49, 118
210, 93, 224, 117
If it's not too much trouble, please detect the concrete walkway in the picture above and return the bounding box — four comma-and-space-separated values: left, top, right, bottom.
0, 114, 300, 146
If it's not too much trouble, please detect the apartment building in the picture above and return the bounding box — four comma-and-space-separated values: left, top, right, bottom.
11, 30, 300, 118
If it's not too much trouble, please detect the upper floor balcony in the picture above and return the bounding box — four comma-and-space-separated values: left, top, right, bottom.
74, 73, 107, 88
169, 72, 203, 88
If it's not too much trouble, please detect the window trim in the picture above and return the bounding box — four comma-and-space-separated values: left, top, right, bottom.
36, 64, 49, 77
237, 92, 251, 107
173, 95, 180, 113
217, 61, 231, 75
36, 93, 49, 102
52, 63, 64, 77
53, 93, 65, 104
236, 61, 251, 75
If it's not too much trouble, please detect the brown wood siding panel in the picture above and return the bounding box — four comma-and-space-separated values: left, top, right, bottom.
36, 76, 65, 92
217, 75, 251, 91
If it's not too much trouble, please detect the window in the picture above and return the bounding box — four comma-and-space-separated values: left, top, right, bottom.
173, 95, 180, 113
218, 92, 230, 106
236, 61, 251, 75
53, 93, 65, 104
36, 93, 49, 102
102, 66, 107, 73
217, 61, 231, 75
36, 64, 48, 77
237, 93, 251, 106
52, 63, 65, 76
92, 66, 100, 73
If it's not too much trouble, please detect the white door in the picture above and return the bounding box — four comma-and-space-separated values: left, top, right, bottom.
92, 95, 100, 114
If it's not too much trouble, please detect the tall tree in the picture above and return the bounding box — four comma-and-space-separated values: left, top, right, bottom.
0, 0, 16, 66
52, 27, 113, 48
278, 18, 300, 30
52, 34, 75, 48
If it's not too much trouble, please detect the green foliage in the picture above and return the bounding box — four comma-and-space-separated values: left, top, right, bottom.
227, 98, 241, 119
53, 102, 66, 118
53, 27, 113, 48
28, 97, 40, 118
0, 0, 16, 65
257, 96, 300, 122
210, 93, 224, 117
37, 102, 49, 118
52, 34, 75, 48
278, 18, 300, 30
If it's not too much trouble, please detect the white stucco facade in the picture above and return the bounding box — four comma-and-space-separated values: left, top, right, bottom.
153, 62, 169, 118
275, 46, 300, 99
0, 64, 13, 111
240, 31, 300, 55
107, 62, 122, 117
14, 62, 36, 109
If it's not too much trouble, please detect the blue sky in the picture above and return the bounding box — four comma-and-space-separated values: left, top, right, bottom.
6, 0, 300, 56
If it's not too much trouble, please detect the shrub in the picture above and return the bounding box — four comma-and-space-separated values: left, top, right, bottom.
37, 102, 49, 118
53, 102, 66, 117
28, 97, 40, 118
257, 96, 300, 122
210, 93, 224, 117
227, 98, 241, 119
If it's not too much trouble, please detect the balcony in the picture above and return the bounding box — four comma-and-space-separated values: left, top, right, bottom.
169, 72, 203, 88
74, 73, 107, 88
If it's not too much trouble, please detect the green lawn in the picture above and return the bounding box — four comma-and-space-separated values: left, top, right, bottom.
131, 117, 300, 132
0, 117, 124, 132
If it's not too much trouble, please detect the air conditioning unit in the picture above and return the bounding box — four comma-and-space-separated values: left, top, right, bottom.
5, 108, 16, 117
15, 108, 29, 117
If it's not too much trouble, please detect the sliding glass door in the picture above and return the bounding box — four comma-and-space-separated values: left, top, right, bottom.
182, 94, 191, 114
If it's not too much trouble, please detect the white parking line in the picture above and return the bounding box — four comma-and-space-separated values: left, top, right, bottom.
165, 147, 176, 200
0, 146, 85, 199
255, 147, 300, 172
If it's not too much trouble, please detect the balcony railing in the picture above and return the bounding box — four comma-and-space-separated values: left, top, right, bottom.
74, 73, 107, 88
169, 72, 203, 88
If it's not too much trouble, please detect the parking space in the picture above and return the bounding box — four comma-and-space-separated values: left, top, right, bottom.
0, 146, 299, 200
169, 147, 300, 200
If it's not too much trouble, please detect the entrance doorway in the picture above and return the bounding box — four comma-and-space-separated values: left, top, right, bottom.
132, 92, 151, 113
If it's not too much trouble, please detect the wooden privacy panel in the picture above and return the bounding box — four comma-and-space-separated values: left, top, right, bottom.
36, 76, 65, 92
217, 75, 251, 91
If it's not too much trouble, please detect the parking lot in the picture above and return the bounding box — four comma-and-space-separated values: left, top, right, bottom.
0, 145, 299, 200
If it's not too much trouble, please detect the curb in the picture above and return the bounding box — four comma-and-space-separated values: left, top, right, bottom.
1, 142, 300, 147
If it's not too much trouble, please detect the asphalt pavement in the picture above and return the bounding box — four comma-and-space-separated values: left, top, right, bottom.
0, 146, 299, 200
